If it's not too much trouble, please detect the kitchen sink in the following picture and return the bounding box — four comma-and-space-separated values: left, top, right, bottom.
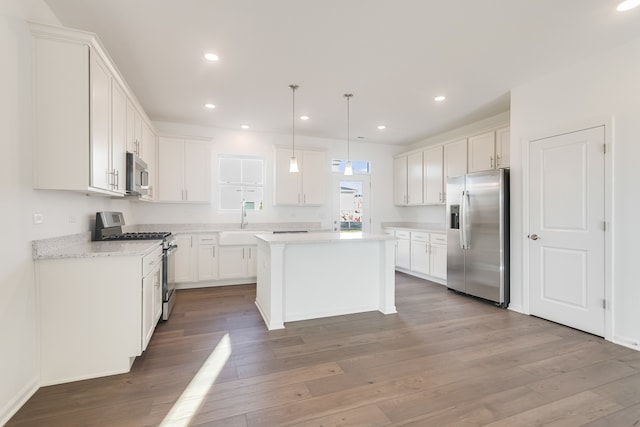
218, 230, 269, 245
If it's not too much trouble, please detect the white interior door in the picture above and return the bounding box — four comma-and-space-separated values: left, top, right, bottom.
529, 126, 605, 336
332, 174, 370, 232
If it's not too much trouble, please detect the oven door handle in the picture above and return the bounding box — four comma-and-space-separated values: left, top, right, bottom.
166, 244, 178, 254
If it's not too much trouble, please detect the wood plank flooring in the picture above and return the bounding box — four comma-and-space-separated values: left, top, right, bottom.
8, 273, 640, 426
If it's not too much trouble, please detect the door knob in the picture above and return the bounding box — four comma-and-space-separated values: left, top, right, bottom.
528, 234, 540, 240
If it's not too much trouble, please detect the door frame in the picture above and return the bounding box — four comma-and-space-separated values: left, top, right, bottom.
521, 116, 613, 341
331, 173, 371, 233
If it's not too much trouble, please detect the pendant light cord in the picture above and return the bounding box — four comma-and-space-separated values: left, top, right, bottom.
289, 84, 298, 156
344, 93, 353, 161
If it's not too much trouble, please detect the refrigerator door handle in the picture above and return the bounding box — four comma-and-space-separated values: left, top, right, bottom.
459, 191, 466, 249
461, 190, 471, 249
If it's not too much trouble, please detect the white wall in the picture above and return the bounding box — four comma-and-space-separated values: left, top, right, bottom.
510, 36, 640, 349
0, 1, 135, 423
133, 122, 403, 232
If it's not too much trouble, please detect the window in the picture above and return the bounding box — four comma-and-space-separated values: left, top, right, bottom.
218, 156, 264, 211
331, 159, 371, 174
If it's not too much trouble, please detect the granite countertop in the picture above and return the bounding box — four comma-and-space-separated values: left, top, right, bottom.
33, 232, 161, 260
255, 231, 395, 245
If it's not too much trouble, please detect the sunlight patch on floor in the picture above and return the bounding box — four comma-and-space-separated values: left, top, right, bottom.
160, 333, 231, 426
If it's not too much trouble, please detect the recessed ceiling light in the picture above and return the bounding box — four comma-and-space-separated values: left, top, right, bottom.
240, 124, 250, 130
204, 52, 219, 61
204, 103, 215, 109
617, 0, 640, 11
377, 125, 386, 130
300, 115, 309, 121
434, 95, 446, 102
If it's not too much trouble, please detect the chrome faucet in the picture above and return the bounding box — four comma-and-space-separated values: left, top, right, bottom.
240, 200, 247, 229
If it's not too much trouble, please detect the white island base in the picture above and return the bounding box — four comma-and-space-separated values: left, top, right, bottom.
255, 232, 397, 330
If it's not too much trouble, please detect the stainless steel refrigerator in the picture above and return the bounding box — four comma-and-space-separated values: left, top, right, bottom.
446, 169, 509, 307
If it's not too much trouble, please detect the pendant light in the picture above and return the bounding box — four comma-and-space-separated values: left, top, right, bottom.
344, 93, 354, 176
289, 84, 299, 173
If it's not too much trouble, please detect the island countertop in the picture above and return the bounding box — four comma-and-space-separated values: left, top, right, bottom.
255, 231, 395, 245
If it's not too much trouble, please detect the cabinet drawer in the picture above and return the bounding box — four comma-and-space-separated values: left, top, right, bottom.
142, 246, 163, 277
395, 230, 410, 239
382, 229, 395, 237
410, 231, 429, 242
199, 234, 218, 244
430, 233, 447, 245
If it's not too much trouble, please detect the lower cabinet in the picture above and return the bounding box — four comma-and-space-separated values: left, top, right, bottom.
142, 247, 163, 351
219, 246, 258, 279
175, 234, 196, 283
197, 234, 219, 281
384, 228, 447, 283
35, 243, 163, 386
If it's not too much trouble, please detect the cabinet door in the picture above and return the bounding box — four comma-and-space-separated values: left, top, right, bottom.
410, 241, 430, 274
140, 123, 156, 200
247, 246, 257, 277
468, 131, 496, 173
407, 152, 423, 205
301, 150, 326, 205
142, 263, 160, 351
157, 137, 185, 202
274, 147, 301, 205
393, 157, 408, 205
90, 51, 112, 191
184, 140, 210, 202
218, 247, 247, 279
175, 235, 195, 282
111, 81, 127, 194
496, 126, 510, 168
125, 100, 139, 155
444, 138, 467, 179
153, 266, 163, 324
396, 238, 410, 269
423, 146, 444, 204
430, 244, 447, 279
197, 236, 218, 281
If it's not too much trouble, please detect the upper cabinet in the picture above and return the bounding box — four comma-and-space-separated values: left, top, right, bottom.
30, 23, 155, 197
274, 147, 327, 206
157, 137, 211, 203
444, 138, 468, 179
468, 127, 510, 173
423, 145, 444, 205
496, 126, 510, 169
394, 152, 423, 206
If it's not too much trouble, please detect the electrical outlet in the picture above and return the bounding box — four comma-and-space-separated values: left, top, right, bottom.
33, 213, 44, 224
69, 215, 77, 223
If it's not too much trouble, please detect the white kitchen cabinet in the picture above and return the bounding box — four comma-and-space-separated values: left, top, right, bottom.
219, 246, 258, 279
496, 126, 510, 168
142, 246, 163, 351
30, 23, 150, 197
175, 234, 197, 283
468, 131, 496, 173
430, 233, 447, 280
157, 137, 211, 203
274, 147, 327, 206
393, 157, 408, 205
444, 138, 467, 179
126, 100, 143, 156
410, 232, 430, 274
35, 243, 163, 385
423, 145, 444, 204
139, 122, 157, 201
197, 234, 219, 281
394, 153, 423, 206
395, 230, 411, 270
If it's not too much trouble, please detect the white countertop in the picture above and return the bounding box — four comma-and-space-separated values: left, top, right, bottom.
34, 239, 161, 260
255, 231, 395, 245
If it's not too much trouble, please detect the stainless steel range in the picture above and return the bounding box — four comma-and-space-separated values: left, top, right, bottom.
94, 212, 178, 321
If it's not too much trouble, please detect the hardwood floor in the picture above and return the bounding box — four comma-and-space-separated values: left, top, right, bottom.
8, 273, 640, 426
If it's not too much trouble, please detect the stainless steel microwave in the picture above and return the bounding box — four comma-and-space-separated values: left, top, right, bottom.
125, 152, 149, 195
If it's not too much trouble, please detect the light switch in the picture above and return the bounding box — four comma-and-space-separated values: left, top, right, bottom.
33, 213, 44, 224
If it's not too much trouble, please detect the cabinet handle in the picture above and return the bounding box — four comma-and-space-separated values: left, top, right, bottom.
242, 248, 245, 259
114, 170, 119, 189
190, 236, 193, 248
496, 155, 501, 167
490, 156, 494, 169
303, 194, 306, 204
185, 189, 188, 200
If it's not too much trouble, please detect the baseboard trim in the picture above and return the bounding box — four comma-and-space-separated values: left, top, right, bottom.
0, 376, 39, 426
613, 335, 640, 352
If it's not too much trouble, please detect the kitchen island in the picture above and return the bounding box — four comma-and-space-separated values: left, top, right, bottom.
254, 232, 397, 330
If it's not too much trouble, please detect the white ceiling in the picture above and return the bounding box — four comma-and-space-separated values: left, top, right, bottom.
43, 0, 640, 146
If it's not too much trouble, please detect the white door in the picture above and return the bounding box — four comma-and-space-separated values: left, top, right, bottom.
529, 126, 605, 336
332, 175, 370, 232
